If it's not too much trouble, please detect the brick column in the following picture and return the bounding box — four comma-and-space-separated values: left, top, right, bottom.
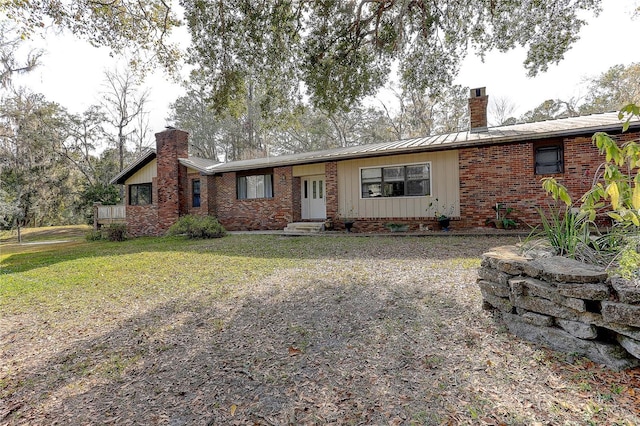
155, 128, 189, 234
325, 161, 338, 220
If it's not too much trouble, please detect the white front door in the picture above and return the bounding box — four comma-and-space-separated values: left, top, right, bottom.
301, 175, 326, 220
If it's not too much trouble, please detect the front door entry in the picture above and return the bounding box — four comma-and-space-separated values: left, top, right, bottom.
301, 176, 326, 220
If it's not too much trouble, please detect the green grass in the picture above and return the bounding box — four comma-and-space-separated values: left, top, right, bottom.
0, 224, 92, 243
1, 234, 296, 317
1, 226, 498, 323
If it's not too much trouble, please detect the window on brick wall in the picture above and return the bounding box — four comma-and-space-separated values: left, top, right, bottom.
534, 144, 564, 174
129, 183, 152, 205
192, 179, 201, 207
361, 163, 431, 198
237, 174, 274, 199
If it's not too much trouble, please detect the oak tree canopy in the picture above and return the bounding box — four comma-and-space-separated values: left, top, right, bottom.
4, 0, 602, 114
182, 0, 602, 113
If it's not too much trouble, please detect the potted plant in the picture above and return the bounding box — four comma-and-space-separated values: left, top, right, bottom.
344, 219, 355, 232
490, 203, 517, 229
340, 206, 356, 232
427, 199, 454, 231
324, 217, 334, 231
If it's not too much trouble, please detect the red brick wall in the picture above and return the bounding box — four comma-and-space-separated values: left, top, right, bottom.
126, 177, 160, 236
214, 166, 295, 230
458, 130, 638, 229
205, 175, 216, 216
126, 204, 159, 236
186, 172, 206, 217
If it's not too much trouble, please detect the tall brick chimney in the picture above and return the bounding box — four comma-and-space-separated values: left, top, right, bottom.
469, 87, 488, 133
155, 128, 189, 234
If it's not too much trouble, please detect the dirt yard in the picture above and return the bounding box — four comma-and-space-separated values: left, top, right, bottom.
1, 234, 639, 425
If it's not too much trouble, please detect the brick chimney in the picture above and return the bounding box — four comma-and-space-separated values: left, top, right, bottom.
469, 87, 488, 133
155, 128, 189, 233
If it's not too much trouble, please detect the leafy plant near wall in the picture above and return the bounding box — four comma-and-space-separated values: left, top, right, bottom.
538, 104, 639, 276
167, 215, 227, 239
488, 203, 518, 229
105, 223, 128, 242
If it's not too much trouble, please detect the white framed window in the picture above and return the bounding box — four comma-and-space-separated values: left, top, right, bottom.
360, 162, 431, 198
237, 174, 274, 199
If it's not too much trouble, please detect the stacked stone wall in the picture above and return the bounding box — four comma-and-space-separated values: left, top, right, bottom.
479, 245, 640, 370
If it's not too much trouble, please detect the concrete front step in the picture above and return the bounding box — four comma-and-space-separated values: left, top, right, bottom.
283, 222, 325, 234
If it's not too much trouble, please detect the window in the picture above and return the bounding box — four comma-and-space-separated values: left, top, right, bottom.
535, 144, 564, 174
192, 179, 201, 208
129, 183, 152, 205
237, 174, 274, 199
361, 163, 431, 198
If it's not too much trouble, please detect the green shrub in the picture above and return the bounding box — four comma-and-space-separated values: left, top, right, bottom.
534, 205, 591, 258
85, 229, 104, 241
105, 223, 127, 242
613, 239, 640, 280
537, 104, 640, 273
167, 215, 226, 239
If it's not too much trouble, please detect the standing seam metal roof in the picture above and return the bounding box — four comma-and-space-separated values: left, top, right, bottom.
192, 111, 638, 174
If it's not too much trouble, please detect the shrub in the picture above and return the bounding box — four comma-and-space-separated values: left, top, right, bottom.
85, 229, 104, 241
167, 215, 226, 239
105, 223, 127, 242
616, 242, 640, 280
537, 104, 639, 274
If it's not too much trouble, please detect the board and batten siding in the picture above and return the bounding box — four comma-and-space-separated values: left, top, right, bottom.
124, 159, 157, 185
336, 151, 460, 219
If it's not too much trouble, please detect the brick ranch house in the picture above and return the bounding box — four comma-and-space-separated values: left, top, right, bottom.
110, 88, 640, 236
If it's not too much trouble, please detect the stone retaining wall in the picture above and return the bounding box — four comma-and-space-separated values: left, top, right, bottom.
478, 245, 640, 370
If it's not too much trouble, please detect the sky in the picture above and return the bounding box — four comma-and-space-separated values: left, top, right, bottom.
13, 0, 640, 140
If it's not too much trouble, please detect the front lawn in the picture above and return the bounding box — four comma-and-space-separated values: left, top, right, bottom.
1, 231, 639, 424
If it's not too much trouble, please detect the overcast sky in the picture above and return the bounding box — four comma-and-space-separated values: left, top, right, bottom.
14, 0, 640, 137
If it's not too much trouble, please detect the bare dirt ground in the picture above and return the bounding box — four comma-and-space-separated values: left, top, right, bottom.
2, 235, 640, 425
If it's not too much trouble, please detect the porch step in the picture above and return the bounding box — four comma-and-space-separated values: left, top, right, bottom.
283, 222, 325, 234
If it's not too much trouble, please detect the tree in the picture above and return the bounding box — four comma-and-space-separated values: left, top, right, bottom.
183, 0, 602, 114
59, 106, 122, 222
170, 84, 225, 161
518, 63, 640, 122
101, 67, 150, 171
489, 96, 518, 127
2, 0, 181, 74
0, 20, 42, 89
0, 89, 75, 237
381, 85, 468, 139
59, 106, 109, 185
520, 98, 581, 123
580, 63, 640, 114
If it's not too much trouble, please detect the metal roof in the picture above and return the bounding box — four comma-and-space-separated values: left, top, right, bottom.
110, 152, 219, 184
111, 111, 639, 181
179, 156, 219, 171
195, 111, 638, 174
